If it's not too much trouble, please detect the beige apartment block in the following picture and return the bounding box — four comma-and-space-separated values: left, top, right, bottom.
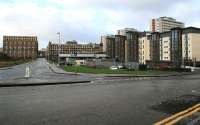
138, 32, 150, 64
160, 32, 171, 61
182, 32, 200, 62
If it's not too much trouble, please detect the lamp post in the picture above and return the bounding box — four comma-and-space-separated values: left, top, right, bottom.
74, 51, 78, 74
57, 32, 61, 66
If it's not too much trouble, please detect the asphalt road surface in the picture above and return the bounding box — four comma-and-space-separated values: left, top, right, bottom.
0, 58, 93, 82
1, 59, 200, 125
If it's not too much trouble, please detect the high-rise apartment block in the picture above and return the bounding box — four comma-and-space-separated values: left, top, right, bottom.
115, 35, 126, 62
124, 31, 139, 63
150, 16, 185, 32
102, 28, 140, 64
101, 35, 115, 59
3, 36, 38, 59
103, 26, 200, 67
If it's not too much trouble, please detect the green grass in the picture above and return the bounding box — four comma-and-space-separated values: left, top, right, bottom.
63, 66, 178, 75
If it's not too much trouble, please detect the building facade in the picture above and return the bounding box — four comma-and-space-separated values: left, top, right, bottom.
117, 28, 137, 36
125, 31, 139, 63
148, 27, 200, 67
149, 32, 160, 65
160, 32, 171, 61
138, 32, 150, 64
101, 35, 115, 59
117, 28, 139, 63
47, 40, 103, 61
3, 36, 38, 59
115, 35, 126, 63
150, 16, 184, 32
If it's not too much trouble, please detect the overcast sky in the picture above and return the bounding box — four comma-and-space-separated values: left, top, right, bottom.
0, 0, 199, 49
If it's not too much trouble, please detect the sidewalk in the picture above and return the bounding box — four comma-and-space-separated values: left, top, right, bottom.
47, 63, 69, 74
103, 72, 193, 77
0, 67, 12, 70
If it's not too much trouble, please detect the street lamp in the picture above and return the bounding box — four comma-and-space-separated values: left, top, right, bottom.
74, 51, 78, 74
57, 32, 61, 66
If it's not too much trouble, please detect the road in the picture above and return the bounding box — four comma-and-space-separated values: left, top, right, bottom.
1, 59, 200, 125
0, 58, 94, 82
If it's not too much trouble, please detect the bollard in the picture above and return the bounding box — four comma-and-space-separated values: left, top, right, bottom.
24, 66, 31, 78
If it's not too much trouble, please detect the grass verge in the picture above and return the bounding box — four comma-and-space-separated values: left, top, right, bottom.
0, 59, 32, 68
63, 66, 178, 75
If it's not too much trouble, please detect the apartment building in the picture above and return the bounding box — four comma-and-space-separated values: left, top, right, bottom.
149, 32, 160, 65
150, 16, 184, 32
124, 31, 139, 63
101, 35, 115, 59
160, 32, 171, 61
115, 35, 126, 63
173, 27, 200, 66
138, 32, 150, 64
148, 27, 200, 67
117, 28, 139, 63
3, 36, 38, 59
117, 28, 137, 36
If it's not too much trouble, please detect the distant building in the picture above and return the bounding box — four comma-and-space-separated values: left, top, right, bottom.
101, 35, 115, 59
47, 40, 103, 62
59, 53, 108, 66
3, 36, 38, 59
38, 48, 46, 58
117, 28, 137, 36
150, 16, 185, 32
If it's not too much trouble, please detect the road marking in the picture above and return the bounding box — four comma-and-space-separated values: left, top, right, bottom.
154, 103, 200, 125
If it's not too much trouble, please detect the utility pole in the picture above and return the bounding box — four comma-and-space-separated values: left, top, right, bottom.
57, 32, 61, 66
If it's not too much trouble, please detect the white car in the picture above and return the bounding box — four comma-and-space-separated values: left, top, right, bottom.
118, 65, 123, 69
110, 66, 118, 70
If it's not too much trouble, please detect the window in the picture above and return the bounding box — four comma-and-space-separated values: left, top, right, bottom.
164, 41, 168, 43
164, 51, 168, 54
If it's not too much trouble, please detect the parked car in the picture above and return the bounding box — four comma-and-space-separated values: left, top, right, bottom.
117, 65, 124, 69
110, 66, 118, 70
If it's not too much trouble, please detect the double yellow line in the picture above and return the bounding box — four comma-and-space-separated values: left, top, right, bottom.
154, 103, 200, 125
